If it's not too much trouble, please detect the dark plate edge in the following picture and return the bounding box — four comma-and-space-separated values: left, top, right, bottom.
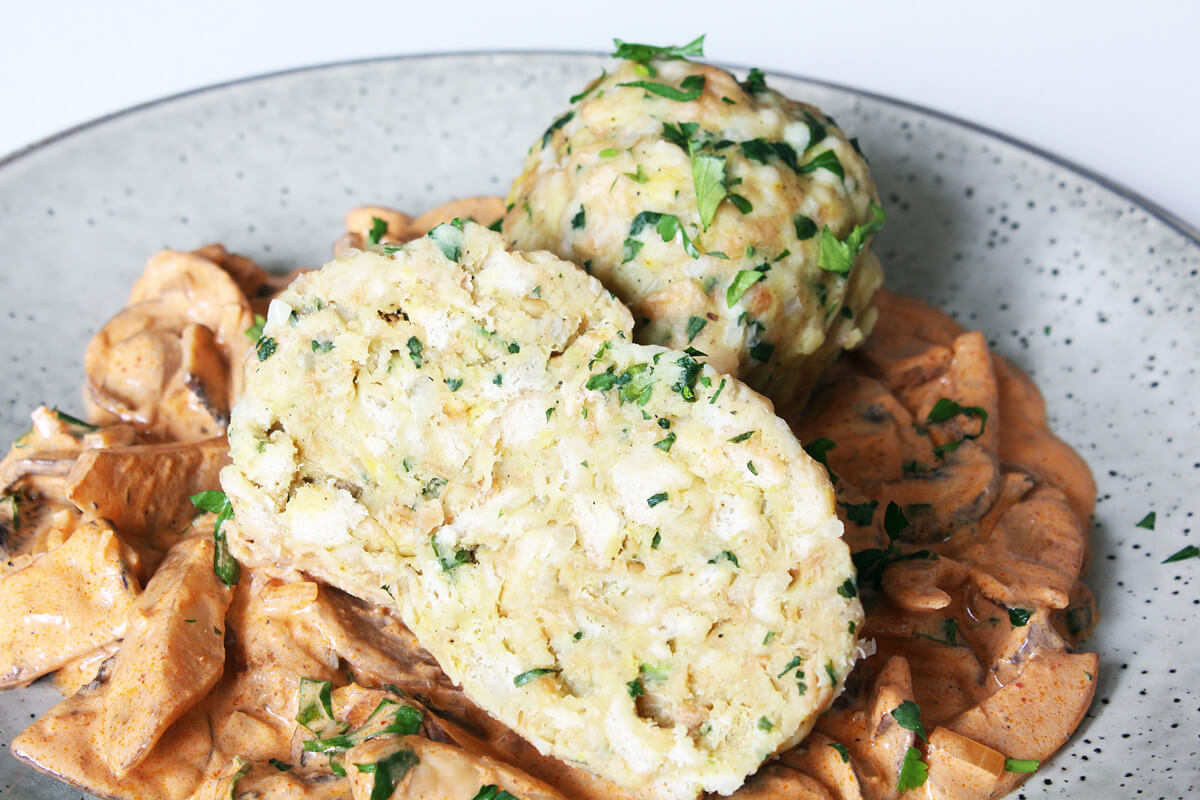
3, 48, 1198, 247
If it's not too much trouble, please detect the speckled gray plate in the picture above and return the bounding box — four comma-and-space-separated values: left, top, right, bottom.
0, 53, 1197, 800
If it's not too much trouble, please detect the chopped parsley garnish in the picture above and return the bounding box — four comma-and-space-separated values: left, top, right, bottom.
568, 70, 607, 104
654, 432, 677, 452
470, 786, 520, 800
571, 207, 586, 230
825, 661, 838, 684
445, 377, 463, 392
617, 79, 703, 102
513, 667, 558, 687
541, 110, 575, 148
686, 315, 707, 343
626, 679, 645, 697
244, 313, 266, 341
428, 217, 465, 261
492, 373, 503, 386
1008, 607, 1032, 627
925, 397, 989, 455
739, 138, 773, 164
355, 747, 420, 800
302, 699, 422, 754
406, 336, 423, 367
726, 267, 767, 306
802, 437, 838, 484
794, 214, 818, 240
838, 499, 878, 526
709, 377, 726, 403
623, 237, 644, 263
818, 202, 886, 273
728, 430, 755, 443
709, 550, 739, 567
749, 341, 774, 362
852, 501, 937, 590
1163, 545, 1199, 563
778, 656, 803, 678
255, 336, 277, 361
647, 491, 669, 508
747, 460, 758, 475
681, 74, 706, 91
758, 716, 774, 731
837, 578, 857, 599
598, 147, 620, 158
52, 408, 98, 433
367, 216, 388, 246
1136, 511, 1156, 530
1004, 758, 1040, 773
422, 477, 448, 501
740, 67, 768, 94
897, 746, 929, 792
573, 630, 584, 640
691, 153, 726, 229
918, 617, 960, 647
797, 149, 844, 179
628, 210, 700, 258
611, 35, 705, 67
507, 342, 520, 353
269, 758, 293, 771
830, 743, 851, 763
728, 193, 752, 214
487, 217, 503, 232
190, 490, 239, 586
661, 120, 700, 150
891, 700, 928, 742
294, 677, 346, 736
671, 354, 704, 401
625, 163, 649, 183
311, 339, 334, 353
651, 530, 662, 548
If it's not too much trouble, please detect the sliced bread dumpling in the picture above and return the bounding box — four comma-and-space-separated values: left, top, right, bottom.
221, 223, 861, 800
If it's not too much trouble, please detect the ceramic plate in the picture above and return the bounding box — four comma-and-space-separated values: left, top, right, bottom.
0, 53, 1196, 800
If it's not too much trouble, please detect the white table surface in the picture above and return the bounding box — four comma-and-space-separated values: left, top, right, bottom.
3, 0, 1198, 231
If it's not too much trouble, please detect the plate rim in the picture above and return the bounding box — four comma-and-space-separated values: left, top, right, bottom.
2, 48, 1197, 247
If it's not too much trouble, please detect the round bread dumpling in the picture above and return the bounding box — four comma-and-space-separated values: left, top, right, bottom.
502, 57, 885, 416
222, 223, 862, 799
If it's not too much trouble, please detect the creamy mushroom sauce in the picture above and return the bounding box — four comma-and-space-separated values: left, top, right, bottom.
0, 200, 1097, 800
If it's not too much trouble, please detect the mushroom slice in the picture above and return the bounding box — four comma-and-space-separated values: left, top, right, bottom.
308, 586, 446, 692
776, 731, 866, 799
724, 763, 837, 799
181, 322, 232, 427
345, 735, 566, 800
878, 441, 1002, 542
84, 249, 254, 439
0, 520, 139, 688
940, 647, 1098, 797
99, 535, 233, 777
52, 640, 121, 696
923, 727, 1006, 800
958, 484, 1085, 609
411, 196, 506, 233
65, 436, 229, 560
192, 760, 352, 800
12, 681, 213, 800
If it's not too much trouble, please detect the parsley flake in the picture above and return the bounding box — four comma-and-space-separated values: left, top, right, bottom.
406, 336, 423, 367
685, 315, 707, 343
830, 743, 851, 762
428, 217, 465, 261
255, 336, 277, 361
513, 667, 557, 687
740, 67, 768, 94
611, 35, 705, 66
897, 747, 929, 792
367, 216, 388, 246
647, 491, 669, 508
654, 432, 677, 453
1136, 511, 1156, 530
1163, 545, 1199, 563
1008, 607, 1032, 627
890, 700, 928, 742
692, 152, 727, 229
1004, 758, 1040, 773
571, 206, 586, 230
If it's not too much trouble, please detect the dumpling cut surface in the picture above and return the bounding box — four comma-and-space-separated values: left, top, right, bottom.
222, 223, 862, 799
502, 59, 884, 415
